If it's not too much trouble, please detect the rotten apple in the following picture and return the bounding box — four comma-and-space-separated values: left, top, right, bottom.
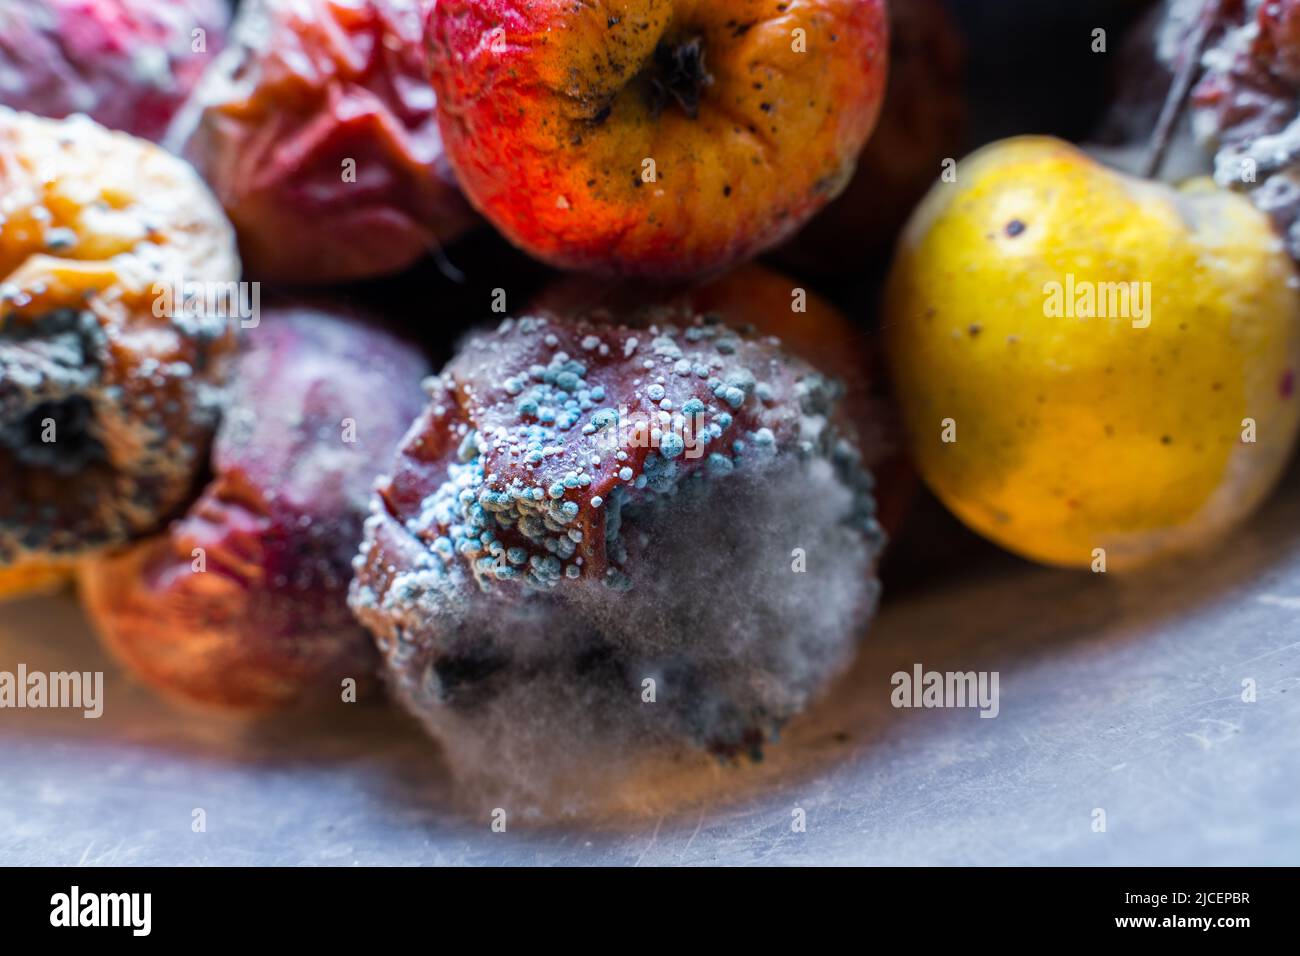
171, 0, 477, 283
1098, 0, 1300, 259
427, 0, 889, 277
0, 0, 229, 142
79, 305, 430, 712
349, 272, 892, 799
0, 108, 240, 597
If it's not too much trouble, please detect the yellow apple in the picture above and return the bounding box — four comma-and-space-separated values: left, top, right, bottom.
885, 136, 1300, 569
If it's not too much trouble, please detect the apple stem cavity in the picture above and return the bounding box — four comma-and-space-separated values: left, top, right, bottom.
648, 37, 713, 120
1143, 0, 1225, 179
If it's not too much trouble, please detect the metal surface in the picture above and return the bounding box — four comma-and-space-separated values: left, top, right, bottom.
2, 468, 1298, 866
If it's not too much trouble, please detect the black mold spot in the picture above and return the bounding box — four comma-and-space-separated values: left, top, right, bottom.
0, 396, 106, 476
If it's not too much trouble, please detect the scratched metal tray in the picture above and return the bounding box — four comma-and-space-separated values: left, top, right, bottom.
2, 466, 1299, 866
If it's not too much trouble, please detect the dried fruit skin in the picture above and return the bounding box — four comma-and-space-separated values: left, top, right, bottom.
1192, 0, 1300, 259
1102, 0, 1300, 259
172, 0, 476, 283
0, 0, 229, 142
350, 271, 889, 798
886, 136, 1300, 569
80, 306, 431, 712
428, 0, 889, 277
0, 108, 240, 588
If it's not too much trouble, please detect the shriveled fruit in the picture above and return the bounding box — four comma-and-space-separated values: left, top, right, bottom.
80, 305, 430, 712
0, 0, 229, 142
172, 0, 476, 282
0, 109, 240, 592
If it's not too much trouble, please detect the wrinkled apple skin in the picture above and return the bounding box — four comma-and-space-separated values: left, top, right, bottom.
428, 0, 888, 277
79, 306, 431, 712
778, 0, 965, 272
886, 136, 1300, 570
1192, 0, 1300, 144
1099, 0, 1300, 259
1193, 0, 1300, 260
171, 0, 476, 283
0, 109, 240, 586
0, 0, 229, 142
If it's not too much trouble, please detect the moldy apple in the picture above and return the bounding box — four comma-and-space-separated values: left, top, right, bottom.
349, 273, 893, 798
0, 109, 240, 598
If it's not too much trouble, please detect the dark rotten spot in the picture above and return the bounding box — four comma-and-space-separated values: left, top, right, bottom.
646, 36, 713, 119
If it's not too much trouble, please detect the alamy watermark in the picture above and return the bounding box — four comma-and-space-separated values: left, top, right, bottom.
586, 405, 709, 461
891, 663, 1000, 718
152, 275, 261, 328
50, 886, 150, 936
1044, 273, 1151, 329
0, 664, 103, 718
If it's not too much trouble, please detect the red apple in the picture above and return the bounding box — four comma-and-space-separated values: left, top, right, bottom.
427, 0, 889, 277
172, 0, 477, 283
79, 305, 430, 712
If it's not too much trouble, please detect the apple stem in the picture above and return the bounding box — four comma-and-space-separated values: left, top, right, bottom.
1143, 0, 1224, 180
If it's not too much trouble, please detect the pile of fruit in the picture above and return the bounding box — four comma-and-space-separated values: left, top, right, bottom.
1, 0, 1298, 804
